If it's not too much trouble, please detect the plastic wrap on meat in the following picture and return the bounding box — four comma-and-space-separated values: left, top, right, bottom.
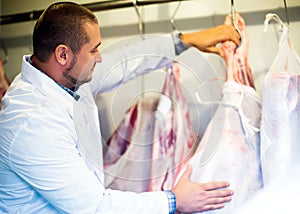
234, 164, 300, 214
260, 17, 300, 185
261, 71, 300, 186
176, 13, 263, 213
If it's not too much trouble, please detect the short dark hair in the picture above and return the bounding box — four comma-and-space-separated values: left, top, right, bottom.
33, 2, 98, 62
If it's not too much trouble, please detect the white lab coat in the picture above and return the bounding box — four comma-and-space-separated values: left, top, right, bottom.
0, 35, 176, 213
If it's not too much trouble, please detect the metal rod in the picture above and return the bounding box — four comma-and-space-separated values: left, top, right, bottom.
230, 0, 236, 26
283, 0, 290, 26
0, 0, 191, 25
170, 0, 182, 31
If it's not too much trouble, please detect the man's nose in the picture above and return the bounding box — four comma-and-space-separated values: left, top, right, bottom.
95, 52, 102, 63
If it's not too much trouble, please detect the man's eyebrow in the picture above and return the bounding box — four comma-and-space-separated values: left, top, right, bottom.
92, 42, 101, 50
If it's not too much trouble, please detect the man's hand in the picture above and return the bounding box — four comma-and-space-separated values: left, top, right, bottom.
172, 165, 234, 213
181, 25, 241, 57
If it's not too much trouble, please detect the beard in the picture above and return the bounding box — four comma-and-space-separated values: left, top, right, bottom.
63, 55, 93, 88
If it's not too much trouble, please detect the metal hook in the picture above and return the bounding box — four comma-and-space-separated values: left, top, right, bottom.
132, 0, 146, 98
283, 0, 290, 27
132, 0, 145, 38
170, 0, 182, 32
230, 0, 243, 47
230, 0, 237, 26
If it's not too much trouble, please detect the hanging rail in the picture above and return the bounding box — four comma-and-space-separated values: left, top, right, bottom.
0, 0, 191, 25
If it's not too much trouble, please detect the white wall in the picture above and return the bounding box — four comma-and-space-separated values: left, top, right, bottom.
1, 0, 300, 140
1, 0, 300, 80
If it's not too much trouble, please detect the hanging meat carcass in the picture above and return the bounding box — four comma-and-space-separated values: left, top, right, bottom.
150, 63, 197, 191
103, 95, 159, 193
260, 14, 300, 186
176, 13, 263, 213
103, 63, 197, 193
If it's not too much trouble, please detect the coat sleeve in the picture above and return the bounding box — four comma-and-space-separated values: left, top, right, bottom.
90, 34, 176, 95
98, 190, 169, 214
9, 105, 169, 214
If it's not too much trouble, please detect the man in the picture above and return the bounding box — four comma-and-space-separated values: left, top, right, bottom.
0, 2, 241, 213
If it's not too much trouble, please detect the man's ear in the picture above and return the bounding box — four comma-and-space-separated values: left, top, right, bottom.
54, 44, 71, 66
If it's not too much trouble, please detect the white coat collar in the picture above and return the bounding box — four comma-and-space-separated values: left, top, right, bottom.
21, 55, 76, 108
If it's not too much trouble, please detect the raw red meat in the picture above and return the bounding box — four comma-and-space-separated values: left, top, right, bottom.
222, 13, 255, 89
150, 63, 197, 191
104, 62, 197, 193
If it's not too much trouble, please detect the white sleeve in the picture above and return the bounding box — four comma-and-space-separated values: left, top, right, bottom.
9, 107, 169, 213
97, 190, 169, 214
90, 34, 176, 95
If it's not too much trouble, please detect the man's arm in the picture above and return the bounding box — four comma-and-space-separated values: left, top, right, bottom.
90, 25, 240, 95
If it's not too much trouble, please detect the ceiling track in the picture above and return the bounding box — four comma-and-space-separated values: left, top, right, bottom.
1, 0, 190, 25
